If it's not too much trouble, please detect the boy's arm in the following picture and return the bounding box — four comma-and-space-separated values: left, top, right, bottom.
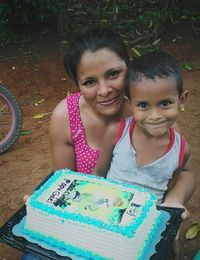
92, 125, 118, 177
162, 142, 196, 219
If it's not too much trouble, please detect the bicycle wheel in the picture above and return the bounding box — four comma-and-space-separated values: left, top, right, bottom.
0, 85, 23, 154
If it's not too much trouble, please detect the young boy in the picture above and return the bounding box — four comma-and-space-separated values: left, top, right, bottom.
93, 50, 194, 205
93, 51, 196, 259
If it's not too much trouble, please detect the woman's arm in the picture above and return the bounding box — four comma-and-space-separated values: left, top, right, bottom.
49, 99, 76, 172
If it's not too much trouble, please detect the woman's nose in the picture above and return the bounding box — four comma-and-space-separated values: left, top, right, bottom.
97, 80, 111, 96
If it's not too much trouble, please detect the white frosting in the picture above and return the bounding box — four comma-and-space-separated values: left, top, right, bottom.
26, 206, 159, 259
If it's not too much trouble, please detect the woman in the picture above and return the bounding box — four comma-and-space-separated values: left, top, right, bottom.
24, 26, 195, 259
50, 26, 131, 173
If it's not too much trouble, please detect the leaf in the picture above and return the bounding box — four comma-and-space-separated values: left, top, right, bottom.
152, 38, 161, 45
61, 40, 68, 45
20, 130, 32, 135
149, 19, 153, 28
132, 48, 141, 56
34, 98, 45, 106
185, 223, 200, 239
183, 63, 193, 71
135, 30, 142, 36
37, 98, 45, 104
32, 112, 51, 119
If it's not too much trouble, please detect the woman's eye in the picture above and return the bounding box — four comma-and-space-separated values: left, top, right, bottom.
83, 79, 95, 87
108, 70, 120, 79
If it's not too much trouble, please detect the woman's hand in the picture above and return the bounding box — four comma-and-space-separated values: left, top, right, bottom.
23, 194, 30, 203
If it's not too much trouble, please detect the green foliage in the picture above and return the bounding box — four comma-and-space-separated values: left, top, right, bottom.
6, 0, 59, 28
0, 3, 12, 47
0, 0, 199, 48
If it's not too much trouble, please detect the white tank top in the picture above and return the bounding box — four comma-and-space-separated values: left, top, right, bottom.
107, 117, 185, 204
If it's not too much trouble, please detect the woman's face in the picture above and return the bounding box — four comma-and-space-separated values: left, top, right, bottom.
77, 48, 127, 117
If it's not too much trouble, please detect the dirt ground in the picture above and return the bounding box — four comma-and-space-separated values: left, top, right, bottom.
0, 32, 199, 259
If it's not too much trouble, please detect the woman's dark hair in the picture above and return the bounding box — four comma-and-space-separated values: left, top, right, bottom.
126, 50, 183, 98
64, 26, 130, 86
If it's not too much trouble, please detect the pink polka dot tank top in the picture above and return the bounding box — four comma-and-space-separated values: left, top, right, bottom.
66, 92, 100, 174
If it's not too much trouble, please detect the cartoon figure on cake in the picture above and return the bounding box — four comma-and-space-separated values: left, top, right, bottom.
54, 190, 81, 208
84, 194, 124, 211
53, 183, 129, 224
56, 188, 124, 210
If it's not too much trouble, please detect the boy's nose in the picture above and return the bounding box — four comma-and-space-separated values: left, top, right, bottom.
149, 108, 162, 120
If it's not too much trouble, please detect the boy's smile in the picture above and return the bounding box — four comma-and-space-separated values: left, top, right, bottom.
130, 76, 181, 137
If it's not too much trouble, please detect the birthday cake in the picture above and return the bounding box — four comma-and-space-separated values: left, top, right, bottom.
24, 169, 168, 259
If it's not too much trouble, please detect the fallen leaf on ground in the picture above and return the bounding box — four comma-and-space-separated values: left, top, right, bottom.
185, 223, 200, 239
20, 130, 32, 135
32, 112, 51, 119
37, 98, 45, 104
183, 63, 193, 71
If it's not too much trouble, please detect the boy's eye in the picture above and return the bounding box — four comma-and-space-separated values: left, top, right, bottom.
137, 102, 148, 109
160, 100, 172, 108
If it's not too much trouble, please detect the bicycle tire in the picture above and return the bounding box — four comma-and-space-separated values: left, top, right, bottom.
0, 85, 23, 154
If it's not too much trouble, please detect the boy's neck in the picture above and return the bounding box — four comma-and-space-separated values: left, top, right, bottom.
134, 123, 171, 142
131, 123, 171, 167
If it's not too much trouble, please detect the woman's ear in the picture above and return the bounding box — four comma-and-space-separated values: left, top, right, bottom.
178, 90, 189, 112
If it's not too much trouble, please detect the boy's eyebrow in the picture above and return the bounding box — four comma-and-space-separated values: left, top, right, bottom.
134, 100, 148, 103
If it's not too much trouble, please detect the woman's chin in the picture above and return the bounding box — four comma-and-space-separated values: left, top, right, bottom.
97, 105, 123, 118
96, 99, 124, 117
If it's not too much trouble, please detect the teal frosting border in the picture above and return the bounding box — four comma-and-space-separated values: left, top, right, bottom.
29, 169, 157, 238
138, 210, 170, 259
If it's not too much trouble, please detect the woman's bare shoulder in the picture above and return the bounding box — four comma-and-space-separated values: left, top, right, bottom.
52, 98, 67, 120
50, 98, 75, 170
50, 98, 71, 142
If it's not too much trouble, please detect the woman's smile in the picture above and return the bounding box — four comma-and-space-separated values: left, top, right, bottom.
97, 95, 121, 106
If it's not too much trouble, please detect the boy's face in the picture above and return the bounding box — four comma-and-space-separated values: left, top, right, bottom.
129, 76, 184, 137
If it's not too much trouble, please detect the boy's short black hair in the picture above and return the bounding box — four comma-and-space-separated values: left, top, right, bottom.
126, 50, 183, 98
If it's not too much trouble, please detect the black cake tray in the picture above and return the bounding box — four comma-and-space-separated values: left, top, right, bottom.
0, 172, 184, 260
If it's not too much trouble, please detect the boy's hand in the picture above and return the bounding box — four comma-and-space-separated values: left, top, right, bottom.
160, 201, 190, 220
160, 201, 190, 242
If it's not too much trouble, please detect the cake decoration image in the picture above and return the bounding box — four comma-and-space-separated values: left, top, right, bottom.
46, 178, 134, 225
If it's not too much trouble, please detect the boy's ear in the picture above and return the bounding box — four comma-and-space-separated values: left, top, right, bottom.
178, 90, 189, 111
179, 90, 189, 104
